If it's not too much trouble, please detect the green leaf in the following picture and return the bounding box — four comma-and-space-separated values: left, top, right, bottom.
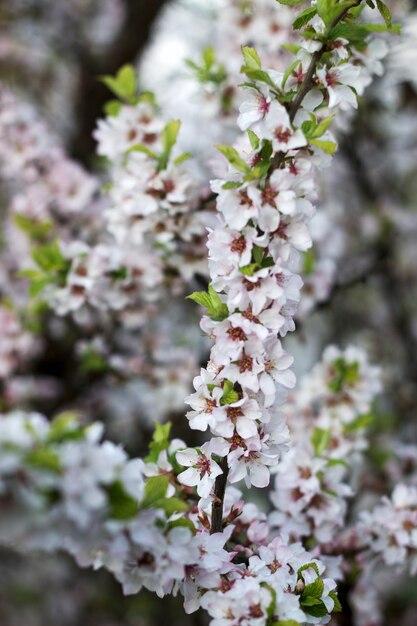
100, 64, 137, 103
303, 249, 316, 275
310, 116, 335, 138
376, 0, 392, 28
142, 475, 170, 508
293, 7, 317, 30
276, 0, 305, 5
104, 99, 122, 116
159, 119, 181, 170
174, 152, 192, 165
145, 422, 172, 463
26, 448, 61, 474
220, 380, 240, 405
262, 583, 277, 619
187, 285, 229, 321
187, 290, 212, 310
301, 578, 329, 618
253, 244, 264, 265
240, 262, 260, 276
247, 129, 260, 150
298, 562, 320, 580
312, 427, 331, 456
344, 412, 374, 433
216, 145, 250, 173
328, 357, 360, 392
13, 214, 52, 240
241, 46, 262, 69
47, 413, 84, 444
126, 143, 157, 158
106, 480, 139, 520
272, 621, 302, 626
310, 138, 337, 155
168, 517, 196, 532
241, 68, 277, 89
282, 59, 300, 88
152, 496, 187, 515
222, 181, 242, 190
329, 590, 342, 613
302, 577, 324, 600
32, 240, 66, 272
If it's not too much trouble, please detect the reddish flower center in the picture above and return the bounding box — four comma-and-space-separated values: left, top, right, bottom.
205, 399, 217, 413
250, 604, 264, 619
238, 354, 253, 373
258, 95, 270, 116
227, 326, 247, 342
230, 235, 247, 254
196, 456, 211, 478
227, 407, 244, 422
242, 308, 259, 323
262, 185, 278, 206
275, 126, 292, 143
239, 190, 253, 206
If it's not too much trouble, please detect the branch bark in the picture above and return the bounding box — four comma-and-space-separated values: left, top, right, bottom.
69, 0, 168, 165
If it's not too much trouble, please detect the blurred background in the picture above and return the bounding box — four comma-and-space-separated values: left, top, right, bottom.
1, 1, 417, 625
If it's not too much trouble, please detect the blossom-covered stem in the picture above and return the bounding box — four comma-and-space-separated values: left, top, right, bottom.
210, 0, 366, 533
211, 457, 229, 533
271, 0, 362, 173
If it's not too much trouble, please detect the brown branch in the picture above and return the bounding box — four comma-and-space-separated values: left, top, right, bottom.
210, 457, 229, 534
69, 0, 169, 165
210, 1, 364, 535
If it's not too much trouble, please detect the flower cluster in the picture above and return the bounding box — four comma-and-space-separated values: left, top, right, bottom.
0, 305, 38, 380
270, 345, 382, 543
184, 2, 389, 497
359, 484, 417, 575
0, 410, 340, 625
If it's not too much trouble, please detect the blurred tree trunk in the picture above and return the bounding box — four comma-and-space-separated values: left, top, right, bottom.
69, 0, 169, 165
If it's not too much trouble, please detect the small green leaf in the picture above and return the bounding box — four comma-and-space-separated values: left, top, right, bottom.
376, 0, 392, 28
329, 590, 342, 613
220, 380, 240, 405
247, 129, 260, 150
239, 262, 259, 276
159, 119, 181, 170
168, 517, 195, 532
310, 138, 337, 155
293, 6, 317, 29
276, 0, 305, 5
298, 562, 320, 580
222, 181, 242, 190
310, 116, 334, 138
126, 143, 157, 158
216, 145, 250, 173
100, 64, 137, 103
174, 152, 192, 165
47, 413, 84, 444
26, 448, 61, 474
142, 475, 170, 508
152, 496, 187, 515
104, 99, 122, 116
145, 422, 172, 463
312, 427, 331, 456
241, 46, 262, 69
106, 480, 139, 520
344, 413, 374, 433
13, 214, 52, 240
187, 290, 213, 309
